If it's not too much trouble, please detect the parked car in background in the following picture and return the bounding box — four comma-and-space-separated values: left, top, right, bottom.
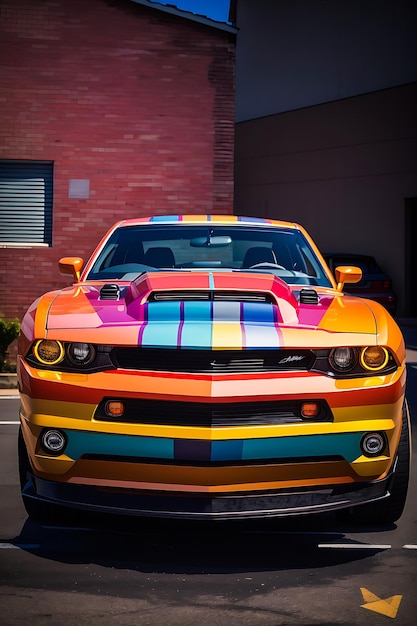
17, 216, 409, 527
323, 253, 398, 316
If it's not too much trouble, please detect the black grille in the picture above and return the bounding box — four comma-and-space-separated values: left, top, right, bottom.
94, 398, 332, 426
112, 348, 316, 373
100, 284, 120, 300
299, 288, 319, 304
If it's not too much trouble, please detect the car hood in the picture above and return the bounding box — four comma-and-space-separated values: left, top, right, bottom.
42, 271, 378, 348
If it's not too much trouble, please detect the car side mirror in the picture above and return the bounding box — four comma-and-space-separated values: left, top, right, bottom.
59, 257, 84, 282
335, 265, 362, 292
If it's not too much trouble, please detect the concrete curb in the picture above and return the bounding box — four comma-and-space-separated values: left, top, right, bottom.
0, 373, 18, 390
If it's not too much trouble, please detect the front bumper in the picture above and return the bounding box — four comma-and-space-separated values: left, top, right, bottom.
22, 471, 393, 521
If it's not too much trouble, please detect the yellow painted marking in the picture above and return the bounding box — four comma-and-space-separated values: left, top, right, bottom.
360, 588, 402, 618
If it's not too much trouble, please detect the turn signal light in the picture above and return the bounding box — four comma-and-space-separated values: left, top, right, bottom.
301, 402, 320, 418
105, 401, 125, 417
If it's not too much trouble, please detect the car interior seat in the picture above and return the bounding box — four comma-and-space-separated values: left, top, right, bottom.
144, 246, 176, 268
242, 246, 277, 268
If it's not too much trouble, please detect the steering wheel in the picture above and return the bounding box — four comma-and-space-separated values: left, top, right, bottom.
249, 262, 286, 269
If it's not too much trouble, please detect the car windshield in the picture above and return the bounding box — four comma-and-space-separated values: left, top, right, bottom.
85, 224, 332, 287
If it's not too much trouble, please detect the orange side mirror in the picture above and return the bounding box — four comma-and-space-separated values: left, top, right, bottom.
59, 257, 84, 282
335, 265, 362, 292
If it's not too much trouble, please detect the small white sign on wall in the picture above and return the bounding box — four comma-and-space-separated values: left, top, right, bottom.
68, 179, 90, 199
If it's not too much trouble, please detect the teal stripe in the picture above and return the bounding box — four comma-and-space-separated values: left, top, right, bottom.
64, 431, 363, 464
212, 440, 244, 460
180, 323, 212, 348
141, 323, 180, 347
243, 433, 361, 463
65, 432, 174, 460
142, 301, 180, 346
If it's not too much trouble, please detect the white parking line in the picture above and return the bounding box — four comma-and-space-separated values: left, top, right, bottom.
403, 544, 417, 549
0, 421, 20, 425
318, 543, 392, 550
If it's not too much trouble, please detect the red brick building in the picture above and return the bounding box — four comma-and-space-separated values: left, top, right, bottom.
0, 0, 236, 321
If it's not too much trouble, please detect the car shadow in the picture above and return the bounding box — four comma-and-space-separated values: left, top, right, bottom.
8, 512, 397, 575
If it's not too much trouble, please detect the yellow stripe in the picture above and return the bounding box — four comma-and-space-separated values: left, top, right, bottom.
212, 321, 243, 349
21, 396, 396, 440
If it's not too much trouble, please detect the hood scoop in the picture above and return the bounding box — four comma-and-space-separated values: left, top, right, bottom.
100, 284, 120, 300
299, 288, 319, 304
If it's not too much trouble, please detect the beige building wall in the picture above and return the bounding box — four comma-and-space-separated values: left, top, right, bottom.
234, 82, 417, 317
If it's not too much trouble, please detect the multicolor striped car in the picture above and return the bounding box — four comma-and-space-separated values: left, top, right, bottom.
17, 215, 410, 524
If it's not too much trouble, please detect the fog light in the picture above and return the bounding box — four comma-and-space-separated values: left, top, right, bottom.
361, 432, 386, 457
105, 400, 125, 417
301, 402, 320, 418
40, 429, 67, 455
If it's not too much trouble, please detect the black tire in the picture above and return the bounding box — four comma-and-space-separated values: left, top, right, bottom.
18, 426, 66, 524
337, 400, 411, 524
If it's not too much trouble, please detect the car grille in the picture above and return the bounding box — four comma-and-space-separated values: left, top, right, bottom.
94, 398, 332, 426
111, 348, 316, 374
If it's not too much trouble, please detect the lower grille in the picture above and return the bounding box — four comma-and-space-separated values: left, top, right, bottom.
94, 398, 332, 426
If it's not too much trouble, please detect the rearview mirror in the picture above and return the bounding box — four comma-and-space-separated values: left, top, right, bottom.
190, 235, 232, 248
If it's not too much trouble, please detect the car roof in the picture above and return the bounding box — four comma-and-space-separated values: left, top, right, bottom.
118, 215, 301, 229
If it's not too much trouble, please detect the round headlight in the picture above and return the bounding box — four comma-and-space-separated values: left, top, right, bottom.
33, 340, 65, 365
329, 347, 357, 372
360, 346, 389, 371
66, 342, 96, 366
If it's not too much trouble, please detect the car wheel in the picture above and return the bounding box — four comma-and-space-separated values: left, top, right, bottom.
18, 427, 66, 524
337, 400, 411, 525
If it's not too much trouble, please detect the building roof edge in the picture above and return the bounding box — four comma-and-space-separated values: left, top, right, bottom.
128, 0, 238, 34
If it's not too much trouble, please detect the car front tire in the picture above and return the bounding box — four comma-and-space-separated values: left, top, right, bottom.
337, 400, 411, 525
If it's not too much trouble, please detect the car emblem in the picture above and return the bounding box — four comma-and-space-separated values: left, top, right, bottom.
278, 355, 305, 364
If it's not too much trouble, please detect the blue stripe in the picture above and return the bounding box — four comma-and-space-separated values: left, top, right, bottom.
150, 215, 180, 222
243, 302, 276, 323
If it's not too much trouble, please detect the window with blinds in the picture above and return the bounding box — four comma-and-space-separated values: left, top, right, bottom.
0, 160, 53, 246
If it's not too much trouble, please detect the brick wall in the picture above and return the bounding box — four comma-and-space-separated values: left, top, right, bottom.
0, 0, 235, 321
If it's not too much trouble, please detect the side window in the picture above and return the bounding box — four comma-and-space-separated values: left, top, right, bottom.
0, 160, 53, 246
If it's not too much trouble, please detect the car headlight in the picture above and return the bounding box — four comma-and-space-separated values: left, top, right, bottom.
33, 340, 65, 365
66, 342, 96, 366
360, 346, 389, 371
329, 347, 357, 372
